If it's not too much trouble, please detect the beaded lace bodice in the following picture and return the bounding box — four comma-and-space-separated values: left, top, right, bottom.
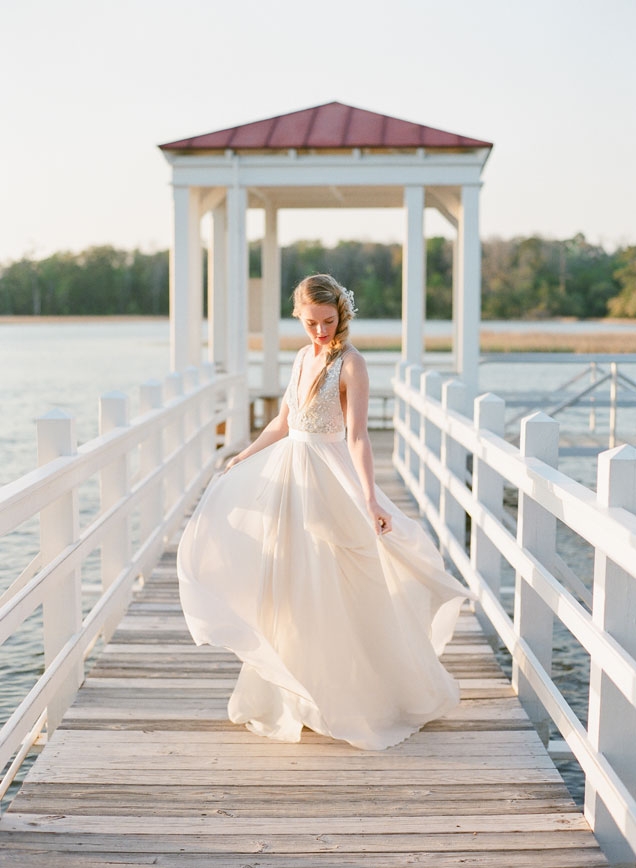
287, 347, 345, 434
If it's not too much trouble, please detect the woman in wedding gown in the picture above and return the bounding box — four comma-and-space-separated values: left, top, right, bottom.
177, 273, 470, 750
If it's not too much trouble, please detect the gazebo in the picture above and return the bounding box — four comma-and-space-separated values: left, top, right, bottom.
159, 101, 492, 399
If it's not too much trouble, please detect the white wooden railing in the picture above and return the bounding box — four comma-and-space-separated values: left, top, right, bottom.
393, 362, 636, 868
0, 364, 247, 803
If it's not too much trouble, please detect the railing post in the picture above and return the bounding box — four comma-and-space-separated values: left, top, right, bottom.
225, 376, 249, 452
407, 364, 422, 486
183, 366, 201, 490
164, 372, 185, 511
393, 361, 409, 470
609, 361, 618, 449
585, 444, 636, 867
37, 409, 82, 734
201, 361, 216, 382
471, 393, 505, 639
440, 380, 468, 554
99, 391, 131, 642
200, 362, 218, 462
420, 371, 442, 513
513, 411, 558, 744
139, 379, 164, 560
589, 362, 597, 433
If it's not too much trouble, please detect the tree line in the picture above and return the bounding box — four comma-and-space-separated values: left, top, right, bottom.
1, 235, 635, 319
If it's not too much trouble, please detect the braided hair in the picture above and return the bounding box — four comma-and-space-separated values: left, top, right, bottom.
292, 274, 357, 408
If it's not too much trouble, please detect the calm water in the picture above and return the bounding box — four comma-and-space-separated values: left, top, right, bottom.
2, 317, 636, 806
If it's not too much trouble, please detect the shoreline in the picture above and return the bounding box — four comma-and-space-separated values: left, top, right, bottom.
255, 330, 636, 354
2, 315, 636, 353
0, 315, 167, 324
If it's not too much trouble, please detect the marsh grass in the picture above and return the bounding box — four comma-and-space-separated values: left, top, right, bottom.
249, 329, 636, 354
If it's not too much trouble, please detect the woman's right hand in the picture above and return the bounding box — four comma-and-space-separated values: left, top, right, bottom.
224, 453, 243, 472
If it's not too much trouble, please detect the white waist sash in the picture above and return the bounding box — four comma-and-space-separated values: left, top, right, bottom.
288, 428, 345, 443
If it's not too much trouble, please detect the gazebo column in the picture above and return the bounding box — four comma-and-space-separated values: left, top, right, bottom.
451, 237, 459, 371
401, 186, 426, 364
225, 184, 250, 442
456, 183, 481, 397
226, 185, 248, 374
207, 200, 228, 371
170, 185, 202, 372
261, 203, 281, 423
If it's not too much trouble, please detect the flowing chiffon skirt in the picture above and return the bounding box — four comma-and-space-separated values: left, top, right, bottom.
177, 429, 470, 750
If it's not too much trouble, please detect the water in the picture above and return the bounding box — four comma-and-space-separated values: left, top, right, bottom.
2, 317, 635, 807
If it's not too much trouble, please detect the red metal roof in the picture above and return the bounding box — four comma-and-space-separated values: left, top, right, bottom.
159, 101, 492, 152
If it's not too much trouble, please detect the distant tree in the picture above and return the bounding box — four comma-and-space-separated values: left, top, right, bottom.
280, 241, 329, 315
560, 234, 618, 318
0, 257, 37, 314
38, 252, 81, 314
128, 250, 169, 315
481, 237, 520, 318
607, 247, 636, 317
0, 235, 630, 320
425, 237, 453, 319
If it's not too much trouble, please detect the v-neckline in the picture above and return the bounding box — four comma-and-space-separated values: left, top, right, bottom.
296, 345, 326, 407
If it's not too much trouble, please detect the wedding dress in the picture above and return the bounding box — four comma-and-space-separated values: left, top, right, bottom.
177, 348, 470, 750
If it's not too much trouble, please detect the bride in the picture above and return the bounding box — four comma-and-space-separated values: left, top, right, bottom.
177, 273, 470, 750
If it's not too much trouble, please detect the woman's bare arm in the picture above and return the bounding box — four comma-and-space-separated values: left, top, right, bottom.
341, 351, 392, 535
225, 394, 290, 470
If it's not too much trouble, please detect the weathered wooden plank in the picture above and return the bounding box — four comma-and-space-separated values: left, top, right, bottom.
0, 829, 606, 855
0, 846, 611, 867
43, 732, 550, 758
32, 753, 558, 773
25, 767, 564, 786
42, 727, 550, 748
13, 783, 579, 817
1, 812, 594, 834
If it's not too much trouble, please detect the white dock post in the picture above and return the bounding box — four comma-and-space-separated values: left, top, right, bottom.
37, 409, 82, 734
407, 365, 422, 485
401, 185, 425, 365
225, 182, 249, 445
393, 361, 409, 470
139, 379, 164, 559
164, 372, 185, 510
262, 203, 281, 414
170, 185, 202, 371
183, 366, 201, 489
609, 361, 618, 449
471, 393, 505, 640
456, 183, 481, 399
440, 380, 468, 554
420, 371, 442, 512
99, 391, 131, 642
200, 362, 219, 461
208, 202, 228, 370
585, 444, 636, 867
513, 411, 558, 744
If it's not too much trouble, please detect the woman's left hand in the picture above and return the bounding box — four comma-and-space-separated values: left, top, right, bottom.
367, 499, 392, 535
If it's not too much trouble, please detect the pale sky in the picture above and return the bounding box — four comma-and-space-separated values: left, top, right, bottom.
1, 0, 635, 263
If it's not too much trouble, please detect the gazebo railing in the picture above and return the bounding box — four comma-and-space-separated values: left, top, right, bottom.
0, 365, 247, 805
393, 361, 636, 867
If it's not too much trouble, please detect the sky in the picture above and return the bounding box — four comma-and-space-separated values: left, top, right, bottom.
1, 0, 635, 263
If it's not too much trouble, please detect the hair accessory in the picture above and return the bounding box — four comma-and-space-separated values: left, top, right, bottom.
341, 285, 358, 315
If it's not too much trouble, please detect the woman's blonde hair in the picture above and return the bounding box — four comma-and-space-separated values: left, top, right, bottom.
292, 273, 356, 407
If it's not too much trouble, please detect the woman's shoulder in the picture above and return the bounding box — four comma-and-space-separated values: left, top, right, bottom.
340, 343, 363, 362
339, 344, 367, 376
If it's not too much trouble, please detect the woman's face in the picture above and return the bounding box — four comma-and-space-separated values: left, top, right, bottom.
298, 303, 339, 349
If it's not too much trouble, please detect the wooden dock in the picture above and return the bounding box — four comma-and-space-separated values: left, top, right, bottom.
0, 431, 609, 867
